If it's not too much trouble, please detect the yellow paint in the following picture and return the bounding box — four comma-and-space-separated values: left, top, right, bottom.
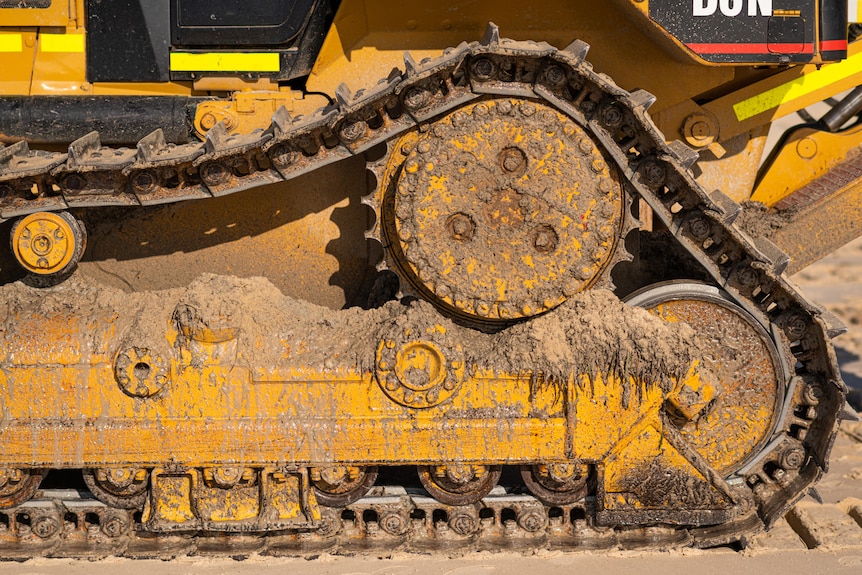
0, 34, 23, 52
734, 52, 862, 121
170, 52, 281, 73
40, 33, 84, 53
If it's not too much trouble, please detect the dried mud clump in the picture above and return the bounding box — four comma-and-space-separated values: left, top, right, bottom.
1, 275, 701, 388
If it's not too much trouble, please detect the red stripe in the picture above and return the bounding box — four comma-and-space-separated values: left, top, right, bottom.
686, 42, 814, 54
819, 39, 848, 51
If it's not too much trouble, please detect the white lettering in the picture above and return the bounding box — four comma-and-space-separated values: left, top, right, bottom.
693, 0, 717, 16
748, 0, 772, 16
721, 0, 744, 16
693, 0, 772, 16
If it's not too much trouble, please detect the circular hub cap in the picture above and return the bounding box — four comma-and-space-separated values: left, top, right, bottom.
388, 98, 623, 322
11, 211, 80, 275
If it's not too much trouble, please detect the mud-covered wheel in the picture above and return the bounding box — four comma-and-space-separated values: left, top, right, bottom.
417, 464, 502, 505
520, 463, 589, 505
82, 468, 149, 510
0, 468, 45, 509
10, 210, 86, 285
311, 465, 378, 507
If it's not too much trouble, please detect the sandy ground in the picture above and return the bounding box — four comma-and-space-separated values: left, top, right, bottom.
2, 242, 861, 575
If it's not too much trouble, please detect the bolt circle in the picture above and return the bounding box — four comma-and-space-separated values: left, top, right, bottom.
600, 104, 623, 128
688, 217, 711, 239
542, 65, 567, 87
499, 146, 527, 175
114, 347, 170, 398
375, 335, 464, 408
780, 447, 806, 470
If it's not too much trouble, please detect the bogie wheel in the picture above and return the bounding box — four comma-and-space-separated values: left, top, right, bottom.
10, 210, 86, 284
520, 463, 589, 506
311, 465, 378, 507
417, 464, 502, 506
0, 468, 46, 508
82, 468, 149, 510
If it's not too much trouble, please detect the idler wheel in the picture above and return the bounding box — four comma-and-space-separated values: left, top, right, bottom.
10, 211, 86, 282
625, 282, 786, 475
311, 465, 378, 507
417, 464, 502, 505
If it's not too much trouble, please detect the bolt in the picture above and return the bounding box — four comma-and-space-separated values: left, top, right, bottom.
449, 513, 478, 535
531, 225, 558, 253
601, 105, 623, 128
447, 213, 475, 242
200, 112, 218, 130
381, 513, 407, 535
578, 138, 594, 154
101, 516, 128, 538
803, 382, 824, 404
339, 120, 367, 143
641, 160, 666, 187
500, 147, 527, 174
780, 447, 806, 470
417, 141, 431, 154
474, 103, 489, 116
32, 516, 59, 539
403, 86, 430, 111
542, 65, 566, 87
426, 388, 440, 403
131, 170, 157, 193
734, 266, 758, 288
497, 100, 513, 114
688, 217, 711, 239
590, 159, 606, 173
470, 57, 495, 80
200, 162, 230, 187
517, 510, 546, 532
520, 103, 536, 117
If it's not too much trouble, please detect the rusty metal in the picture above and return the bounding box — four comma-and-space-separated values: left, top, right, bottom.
311, 466, 379, 507
82, 468, 149, 509
520, 463, 589, 506
417, 465, 503, 506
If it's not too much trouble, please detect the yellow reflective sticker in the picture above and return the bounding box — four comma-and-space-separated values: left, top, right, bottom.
170, 52, 280, 73
0, 34, 23, 52
41, 33, 85, 53
733, 51, 862, 121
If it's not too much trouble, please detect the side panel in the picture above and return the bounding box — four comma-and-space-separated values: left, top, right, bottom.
649, 0, 818, 63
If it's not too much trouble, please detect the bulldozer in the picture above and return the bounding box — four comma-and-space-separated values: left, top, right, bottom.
0, 0, 860, 556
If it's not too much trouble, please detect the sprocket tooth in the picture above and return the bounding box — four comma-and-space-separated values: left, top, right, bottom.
136, 129, 167, 163
753, 235, 790, 275
67, 131, 101, 167
818, 306, 848, 338
481, 22, 500, 46
629, 89, 657, 111
708, 189, 742, 224
839, 402, 861, 422
561, 39, 590, 60
668, 140, 699, 170
807, 487, 824, 504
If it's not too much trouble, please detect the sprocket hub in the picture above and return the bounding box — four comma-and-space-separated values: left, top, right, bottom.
383, 97, 623, 322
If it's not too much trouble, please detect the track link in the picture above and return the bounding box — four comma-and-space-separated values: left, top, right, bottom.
0, 24, 854, 556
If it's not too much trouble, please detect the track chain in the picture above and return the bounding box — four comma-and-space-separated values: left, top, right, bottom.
0, 24, 853, 555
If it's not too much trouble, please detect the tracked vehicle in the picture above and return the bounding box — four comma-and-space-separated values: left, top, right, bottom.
0, 0, 861, 556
